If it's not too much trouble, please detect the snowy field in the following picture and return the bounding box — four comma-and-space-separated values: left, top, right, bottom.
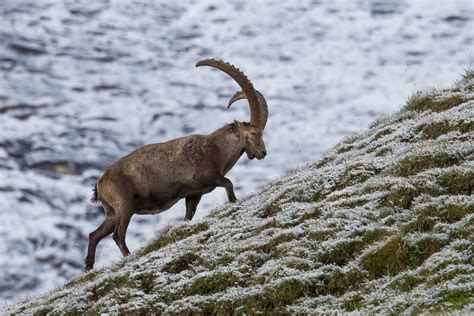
0, 0, 473, 301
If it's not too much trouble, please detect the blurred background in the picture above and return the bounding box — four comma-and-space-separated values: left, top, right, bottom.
0, 0, 472, 302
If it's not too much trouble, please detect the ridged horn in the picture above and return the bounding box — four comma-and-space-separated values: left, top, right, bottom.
227, 91, 247, 108
196, 59, 263, 128
228, 90, 268, 130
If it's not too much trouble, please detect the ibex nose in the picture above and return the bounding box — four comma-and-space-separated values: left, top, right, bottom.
262, 150, 267, 157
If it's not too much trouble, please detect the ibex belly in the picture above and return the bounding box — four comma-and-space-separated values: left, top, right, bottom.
134, 195, 180, 215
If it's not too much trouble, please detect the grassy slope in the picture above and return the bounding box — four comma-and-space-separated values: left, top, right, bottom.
7, 73, 474, 315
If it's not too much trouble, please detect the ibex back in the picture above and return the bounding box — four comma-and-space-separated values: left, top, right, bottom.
85, 59, 269, 270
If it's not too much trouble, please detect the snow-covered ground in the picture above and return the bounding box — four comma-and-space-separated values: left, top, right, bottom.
5, 75, 473, 314
0, 0, 473, 301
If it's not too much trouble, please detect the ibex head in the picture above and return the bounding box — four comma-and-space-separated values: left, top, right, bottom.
196, 59, 269, 160
234, 121, 267, 160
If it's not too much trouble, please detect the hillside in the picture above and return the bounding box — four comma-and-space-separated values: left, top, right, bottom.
2, 1, 473, 300
5, 73, 474, 314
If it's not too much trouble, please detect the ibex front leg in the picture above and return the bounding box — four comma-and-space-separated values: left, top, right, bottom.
197, 172, 237, 203
185, 195, 202, 221
216, 177, 237, 203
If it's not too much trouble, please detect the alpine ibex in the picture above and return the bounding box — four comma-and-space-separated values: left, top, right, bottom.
85, 59, 268, 270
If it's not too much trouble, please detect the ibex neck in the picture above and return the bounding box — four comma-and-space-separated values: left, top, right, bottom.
209, 125, 245, 175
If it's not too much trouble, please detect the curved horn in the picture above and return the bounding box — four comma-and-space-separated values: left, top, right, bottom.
227, 91, 247, 108
228, 90, 268, 130
196, 59, 262, 128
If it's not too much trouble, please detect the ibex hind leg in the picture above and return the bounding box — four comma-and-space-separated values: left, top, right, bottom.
96, 176, 135, 257
112, 199, 134, 257
85, 201, 116, 271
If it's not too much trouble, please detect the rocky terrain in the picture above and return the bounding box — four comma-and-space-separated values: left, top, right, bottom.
1, 0, 473, 301
5, 71, 473, 314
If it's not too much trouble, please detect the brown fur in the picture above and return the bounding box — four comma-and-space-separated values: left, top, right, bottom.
84, 122, 266, 270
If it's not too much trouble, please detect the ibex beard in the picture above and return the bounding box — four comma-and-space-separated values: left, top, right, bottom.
85, 59, 269, 271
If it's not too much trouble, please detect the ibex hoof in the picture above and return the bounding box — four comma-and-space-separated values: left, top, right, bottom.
84, 264, 93, 272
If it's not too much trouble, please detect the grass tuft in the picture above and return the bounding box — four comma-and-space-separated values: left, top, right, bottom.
162, 252, 202, 274
403, 91, 436, 112
388, 274, 424, 292
140, 222, 209, 256
437, 167, 474, 195
393, 150, 464, 177
261, 203, 282, 218
317, 239, 365, 266
361, 235, 447, 278
136, 272, 155, 294
88, 274, 132, 301
342, 293, 364, 311
183, 272, 244, 297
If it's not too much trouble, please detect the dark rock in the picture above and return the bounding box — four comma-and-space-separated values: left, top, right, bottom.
10, 40, 46, 55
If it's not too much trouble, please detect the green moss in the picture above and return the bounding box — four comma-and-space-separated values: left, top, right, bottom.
324, 268, 365, 296
111, 289, 132, 305
140, 222, 209, 256
438, 168, 474, 195
361, 235, 448, 278
64, 270, 99, 289
255, 218, 279, 233
280, 187, 323, 203
342, 293, 364, 311
337, 197, 370, 208
416, 120, 474, 140
238, 269, 364, 313
261, 203, 282, 218
372, 127, 393, 141
136, 272, 155, 294
33, 307, 52, 316
300, 207, 322, 221
242, 252, 267, 270
285, 257, 312, 271
379, 184, 417, 209
88, 274, 132, 301
183, 271, 244, 297
375, 146, 392, 157
317, 239, 365, 266
314, 155, 334, 168
334, 163, 380, 191
421, 286, 474, 312
415, 200, 471, 227
218, 253, 236, 266
393, 150, 464, 177
140, 226, 174, 256
361, 228, 392, 243
241, 278, 317, 311
417, 120, 451, 139
308, 229, 334, 241
162, 252, 202, 274
459, 120, 474, 134
257, 233, 299, 256
402, 216, 437, 234
428, 267, 471, 286
449, 217, 474, 240
337, 144, 355, 154
388, 274, 424, 292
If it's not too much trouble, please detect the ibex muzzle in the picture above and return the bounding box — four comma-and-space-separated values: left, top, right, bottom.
85, 59, 269, 270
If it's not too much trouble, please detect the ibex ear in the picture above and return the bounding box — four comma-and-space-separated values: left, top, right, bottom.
233, 120, 243, 128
